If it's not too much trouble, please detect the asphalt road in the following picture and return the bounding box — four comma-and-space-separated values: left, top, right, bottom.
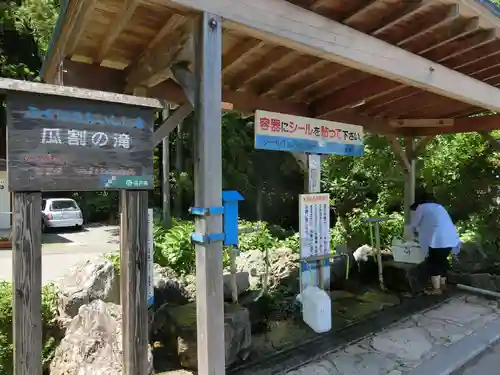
0, 225, 119, 284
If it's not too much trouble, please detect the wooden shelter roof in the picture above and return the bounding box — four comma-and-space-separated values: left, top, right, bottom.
41, 0, 500, 135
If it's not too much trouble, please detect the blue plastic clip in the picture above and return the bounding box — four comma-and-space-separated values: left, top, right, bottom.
189, 206, 224, 216
190, 232, 225, 245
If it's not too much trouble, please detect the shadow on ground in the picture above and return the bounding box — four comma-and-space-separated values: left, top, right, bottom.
42, 227, 88, 245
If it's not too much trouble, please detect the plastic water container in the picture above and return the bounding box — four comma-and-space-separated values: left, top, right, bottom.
301, 286, 332, 333
391, 238, 425, 264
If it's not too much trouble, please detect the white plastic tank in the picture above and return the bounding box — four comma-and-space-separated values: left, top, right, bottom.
301, 286, 332, 333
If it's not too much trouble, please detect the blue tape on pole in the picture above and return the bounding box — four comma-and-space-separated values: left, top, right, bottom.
147, 295, 154, 307
189, 206, 224, 216
190, 232, 225, 244
300, 258, 330, 272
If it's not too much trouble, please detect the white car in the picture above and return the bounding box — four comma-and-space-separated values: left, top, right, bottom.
42, 198, 84, 232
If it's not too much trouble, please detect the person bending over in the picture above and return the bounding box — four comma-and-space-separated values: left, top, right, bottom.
405, 194, 460, 295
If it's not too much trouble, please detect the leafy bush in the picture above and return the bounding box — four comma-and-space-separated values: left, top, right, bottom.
331, 208, 404, 250
150, 219, 300, 275
0, 281, 60, 373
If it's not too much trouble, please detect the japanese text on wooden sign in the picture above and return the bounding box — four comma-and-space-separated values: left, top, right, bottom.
6, 92, 154, 191
254, 110, 364, 156
299, 193, 331, 260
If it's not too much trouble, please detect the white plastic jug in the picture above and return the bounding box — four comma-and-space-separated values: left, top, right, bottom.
301, 286, 332, 333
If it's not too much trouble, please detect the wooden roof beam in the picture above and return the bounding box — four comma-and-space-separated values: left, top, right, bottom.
310, 6, 483, 117
396, 5, 460, 48
405, 115, 500, 136
416, 17, 480, 56
222, 38, 266, 73
125, 23, 193, 91
327, 29, 497, 116
94, 0, 141, 63
225, 47, 294, 90
65, 0, 97, 56
371, 0, 435, 37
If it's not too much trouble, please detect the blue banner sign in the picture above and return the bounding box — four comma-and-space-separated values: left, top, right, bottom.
254, 110, 364, 156
25, 106, 146, 129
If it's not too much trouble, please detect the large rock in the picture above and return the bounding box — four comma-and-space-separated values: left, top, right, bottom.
223, 272, 250, 301
152, 302, 251, 370
50, 300, 154, 375
57, 258, 119, 318
168, 270, 250, 303
234, 247, 299, 292
153, 263, 192, 306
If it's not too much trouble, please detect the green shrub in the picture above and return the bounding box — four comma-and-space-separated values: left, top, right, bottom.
331, 208, 404, 250
0, 281, 60, 373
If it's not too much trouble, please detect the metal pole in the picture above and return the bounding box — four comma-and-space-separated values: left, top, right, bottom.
374, 221, 385, 291
457, 284, 500, 298
193, 12, 225, 374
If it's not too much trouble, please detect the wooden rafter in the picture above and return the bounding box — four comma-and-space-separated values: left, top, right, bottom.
95, 0, 141, 63
126, 24, 192, 90
222, 39, 265, 73
396, 5, 460, 48
311, 17, 494, 116
65, 0, 97, 56
172, 0, 500, 112
226, 47, 294, 90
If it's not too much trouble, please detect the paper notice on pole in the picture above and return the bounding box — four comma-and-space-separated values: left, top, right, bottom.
147, 208, 154, 308
299, 193, 330, 289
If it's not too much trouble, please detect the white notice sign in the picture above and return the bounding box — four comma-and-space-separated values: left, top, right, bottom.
299, 193, 330, 259
299, 193, 331, 289
147, 208, 154, 307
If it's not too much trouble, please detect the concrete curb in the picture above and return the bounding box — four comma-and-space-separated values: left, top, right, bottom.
407, 318, 500, 375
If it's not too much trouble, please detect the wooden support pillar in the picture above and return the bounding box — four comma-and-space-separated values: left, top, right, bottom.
120, 190, 149, 375
162, 107, 172, 227
388, 135, 432, 225
192, 12, 225, 374
174, 121, 183, 218
13, 192, 42, 375
403, 137, 416, 225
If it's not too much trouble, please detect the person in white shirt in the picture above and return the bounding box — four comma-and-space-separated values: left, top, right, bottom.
405, 195, 460, 295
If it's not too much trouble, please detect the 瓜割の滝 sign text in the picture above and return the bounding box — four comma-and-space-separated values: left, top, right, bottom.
6, 92, 154, 191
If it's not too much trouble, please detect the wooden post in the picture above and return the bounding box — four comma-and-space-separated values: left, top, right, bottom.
404, 137, 416, 225
13, 192, 42, 375
120, 190, 149, 375
162, 107, 172, 227
174, 121, 183, 218
193, 12, 225, 374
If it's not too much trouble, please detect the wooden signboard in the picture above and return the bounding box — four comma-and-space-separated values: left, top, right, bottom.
6, 92, 154, 191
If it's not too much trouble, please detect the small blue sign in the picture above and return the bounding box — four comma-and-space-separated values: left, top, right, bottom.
24, 105, 146, 129
255, 134, 364, 156
222, 190, 244, 247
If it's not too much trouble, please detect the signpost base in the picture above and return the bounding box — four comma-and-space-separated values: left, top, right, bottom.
121, 190, 149, 375
13, 192, 42, 375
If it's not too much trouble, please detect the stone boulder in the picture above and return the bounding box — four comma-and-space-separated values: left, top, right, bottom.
169, 272, 250, 306
153, 263, 193, 306
56, 258, 119, 318
234, 247, 299, 293
50, 300, 154, 375
223, 272, 250, 301
152, 302, 251, 370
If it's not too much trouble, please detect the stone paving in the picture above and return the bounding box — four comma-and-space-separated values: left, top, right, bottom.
286, 294, 500, 375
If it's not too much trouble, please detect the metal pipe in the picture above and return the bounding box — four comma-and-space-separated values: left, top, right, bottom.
457, 284, 500, 298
